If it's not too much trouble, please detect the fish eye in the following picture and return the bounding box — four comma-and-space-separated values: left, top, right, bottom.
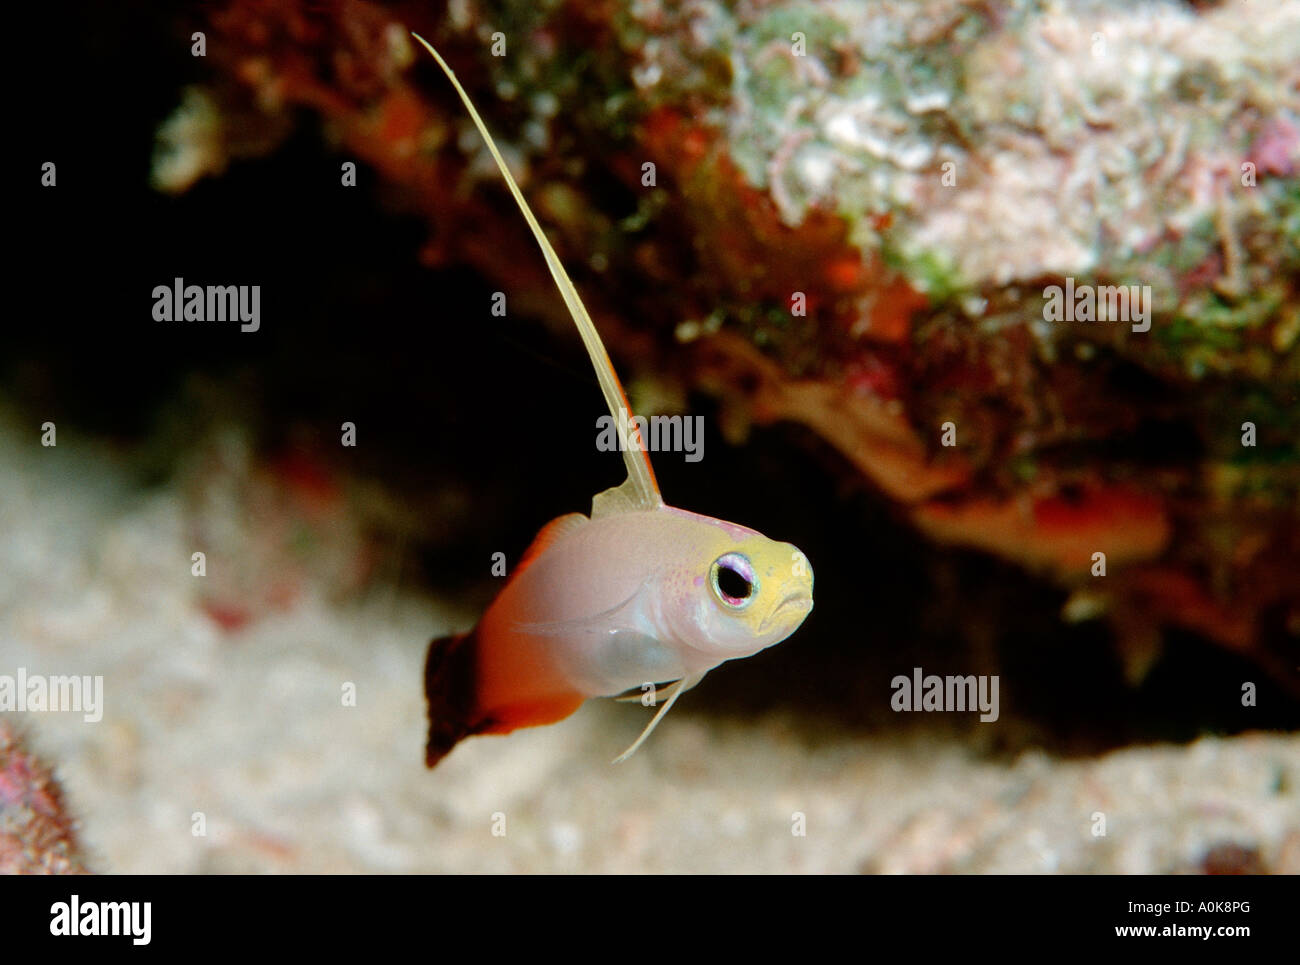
710, 553, 756, 609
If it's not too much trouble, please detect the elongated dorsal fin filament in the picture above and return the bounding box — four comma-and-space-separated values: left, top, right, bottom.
411, 32, 662, 513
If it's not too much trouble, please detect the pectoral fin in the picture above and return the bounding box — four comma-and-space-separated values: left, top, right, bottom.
510, 582, 645, 637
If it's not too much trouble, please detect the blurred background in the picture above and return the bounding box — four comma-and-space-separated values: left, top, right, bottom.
3, 0, 1297, 873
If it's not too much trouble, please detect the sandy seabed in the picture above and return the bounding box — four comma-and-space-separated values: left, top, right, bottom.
2, 419, 1297, 874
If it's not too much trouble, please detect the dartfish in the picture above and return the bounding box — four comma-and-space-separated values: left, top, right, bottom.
413, 34, 814, 768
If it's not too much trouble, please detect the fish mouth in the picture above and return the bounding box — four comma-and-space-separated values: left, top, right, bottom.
759, 593, 813, 633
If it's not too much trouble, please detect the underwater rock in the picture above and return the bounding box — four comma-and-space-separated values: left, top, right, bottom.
173, 0, 1299, 685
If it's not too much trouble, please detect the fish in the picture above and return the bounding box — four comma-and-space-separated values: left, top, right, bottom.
411, 33, 814, 768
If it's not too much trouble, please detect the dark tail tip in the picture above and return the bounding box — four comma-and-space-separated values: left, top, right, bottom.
424, 630, 482, 768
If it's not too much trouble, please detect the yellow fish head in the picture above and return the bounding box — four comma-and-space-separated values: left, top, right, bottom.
674, 519, 814, 660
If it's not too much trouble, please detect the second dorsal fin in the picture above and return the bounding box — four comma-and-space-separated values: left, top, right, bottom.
514, 512, 588, 576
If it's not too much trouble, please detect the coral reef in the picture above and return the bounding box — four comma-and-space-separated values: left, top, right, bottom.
160, 0, 1299, 688
0, 721, 87, 874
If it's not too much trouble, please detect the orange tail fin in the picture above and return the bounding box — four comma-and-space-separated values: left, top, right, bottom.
424, 627, 587, 768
